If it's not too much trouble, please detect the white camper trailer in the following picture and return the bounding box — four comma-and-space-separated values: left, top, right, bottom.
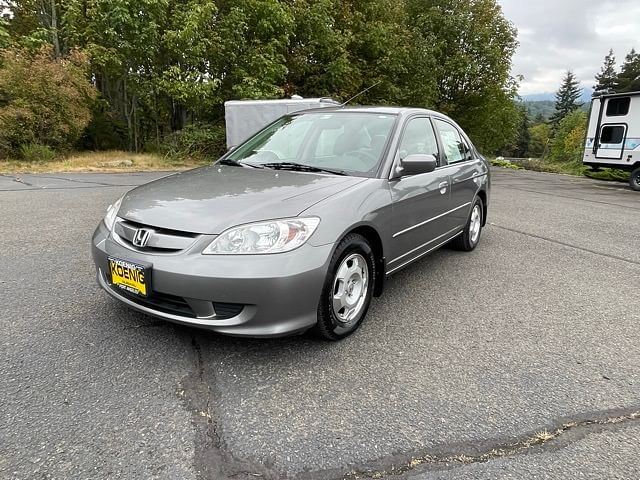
583, 91, 640, 190
224, 97, 339, 150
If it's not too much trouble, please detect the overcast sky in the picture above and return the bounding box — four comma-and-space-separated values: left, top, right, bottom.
498, 0, 640, 95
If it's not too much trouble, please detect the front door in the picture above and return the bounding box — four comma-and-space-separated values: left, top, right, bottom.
596, 124, 627, 160
388, 117, 453, 272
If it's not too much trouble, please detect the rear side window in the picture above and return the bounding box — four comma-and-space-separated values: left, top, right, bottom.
600, 125, 625, 144
606, 97, 630, 116
433, 119, 469, 164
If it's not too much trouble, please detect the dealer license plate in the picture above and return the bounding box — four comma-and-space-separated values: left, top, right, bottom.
108, 257, 150, 297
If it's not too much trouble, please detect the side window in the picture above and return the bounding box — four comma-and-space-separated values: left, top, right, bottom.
434, 119, 468, 164
399, 117, 439, 160
606, 97, 630, 117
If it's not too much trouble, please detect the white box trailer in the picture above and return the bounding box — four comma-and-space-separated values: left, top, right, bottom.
224, 97, 339, 149
583, 91, 640, 190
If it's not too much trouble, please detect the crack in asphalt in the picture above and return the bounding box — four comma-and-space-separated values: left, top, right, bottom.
26, 174, 122, 187
177, 335, 226, 480
0, 173, 35, 187
333, 409, 640, 480
497, 184, 640, 211
489, 222, 640, 266
178, 335, 279, 480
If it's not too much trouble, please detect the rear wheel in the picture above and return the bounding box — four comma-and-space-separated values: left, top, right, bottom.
313, 234, 375, 341
630, 167, 640, 192
451, 197, 484, 251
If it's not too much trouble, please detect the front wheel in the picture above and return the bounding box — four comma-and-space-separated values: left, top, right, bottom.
630, 167, 640, 192
313, 234, 375, 341
451, 197, 484, 251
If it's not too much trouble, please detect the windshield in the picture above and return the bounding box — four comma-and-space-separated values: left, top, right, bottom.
225, 112, 397, 177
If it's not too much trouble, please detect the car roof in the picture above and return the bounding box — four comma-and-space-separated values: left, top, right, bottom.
298, 105, 447, 117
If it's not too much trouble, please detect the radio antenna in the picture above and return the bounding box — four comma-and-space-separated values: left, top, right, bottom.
341, 80, 383, 107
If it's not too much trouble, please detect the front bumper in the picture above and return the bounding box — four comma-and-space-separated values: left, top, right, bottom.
91, 222, 334, 337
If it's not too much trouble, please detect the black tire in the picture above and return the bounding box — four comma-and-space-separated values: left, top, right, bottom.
313, 233, 375, 341
451, 197, 484, 252
630, 167, 640, 192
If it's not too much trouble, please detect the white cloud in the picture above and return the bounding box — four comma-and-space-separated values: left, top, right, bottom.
498, 0, 640, 95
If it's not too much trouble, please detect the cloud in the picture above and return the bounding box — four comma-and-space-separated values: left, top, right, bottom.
498, 0, 640, 94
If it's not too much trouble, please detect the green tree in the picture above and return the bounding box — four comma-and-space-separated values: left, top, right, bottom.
284, 0, 356, 98
551, 71, 582, 125
0, 0, 525, 156
406, 0, 520, 153
616, 48, 640, 93
4, 0, 68, 54
64, 0, 224, 149
593, 49, 617, 95
215, 0, 294, 100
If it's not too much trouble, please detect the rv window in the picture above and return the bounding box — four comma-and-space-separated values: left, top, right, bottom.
600, 125, 625, 144
606, 97, 630, 116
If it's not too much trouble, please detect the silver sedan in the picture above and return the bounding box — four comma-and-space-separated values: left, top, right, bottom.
92, 107, 490, 340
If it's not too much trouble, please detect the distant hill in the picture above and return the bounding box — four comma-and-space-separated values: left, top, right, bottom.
521, 89, 592, 121
521, 88, 593, 103
523, 100, 556, 120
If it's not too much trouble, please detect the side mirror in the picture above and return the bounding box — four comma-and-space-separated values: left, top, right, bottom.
395, 154, 437, 177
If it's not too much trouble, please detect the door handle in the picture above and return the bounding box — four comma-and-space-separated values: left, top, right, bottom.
438, 182, 448, 194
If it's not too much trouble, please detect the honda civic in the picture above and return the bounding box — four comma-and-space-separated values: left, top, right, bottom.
92, 107, 489, 340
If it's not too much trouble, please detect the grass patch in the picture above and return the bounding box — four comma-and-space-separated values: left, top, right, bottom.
491, 157, 630, 183
0, 150, 210, 174
584, 168, 630, 182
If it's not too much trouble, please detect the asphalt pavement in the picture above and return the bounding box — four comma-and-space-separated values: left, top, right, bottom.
1, 168, 639, 479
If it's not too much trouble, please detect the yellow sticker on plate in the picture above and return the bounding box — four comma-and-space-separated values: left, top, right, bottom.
109, 258, 148, 296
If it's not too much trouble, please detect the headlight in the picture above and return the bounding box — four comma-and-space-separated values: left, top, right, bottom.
103, 196, 124, 232
203, 217, 321, 255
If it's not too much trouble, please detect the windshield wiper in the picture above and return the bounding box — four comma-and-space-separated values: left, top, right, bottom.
219, 159, 265, 169
218, 159, 240, 166
260, 162, 347, 176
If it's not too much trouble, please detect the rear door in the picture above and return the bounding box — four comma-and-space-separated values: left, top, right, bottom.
432, 118, 483, 230
388, 117, 454, 271
596, 124, 627, 160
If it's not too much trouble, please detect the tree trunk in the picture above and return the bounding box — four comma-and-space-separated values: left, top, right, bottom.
50, 0, 61, 58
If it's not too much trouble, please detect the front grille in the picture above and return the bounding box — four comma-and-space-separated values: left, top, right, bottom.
114, 219, 199, 253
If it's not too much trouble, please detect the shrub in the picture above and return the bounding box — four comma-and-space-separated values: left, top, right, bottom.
161, 123, 226, 159
0, 47, 98, 158
19, 143, 56, 163
490, 158, 523, 170
528, 123, 551, 157
548, 111, 587, 164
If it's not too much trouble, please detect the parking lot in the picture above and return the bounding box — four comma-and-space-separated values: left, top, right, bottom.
1, 168, 639, 479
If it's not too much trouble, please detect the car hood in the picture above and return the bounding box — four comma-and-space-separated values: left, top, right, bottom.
118, 165, 367, 234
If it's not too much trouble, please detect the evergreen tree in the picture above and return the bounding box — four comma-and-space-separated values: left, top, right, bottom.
551, 71, 582, 125
616, 48, 640, 92
593, 49, 617, 95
